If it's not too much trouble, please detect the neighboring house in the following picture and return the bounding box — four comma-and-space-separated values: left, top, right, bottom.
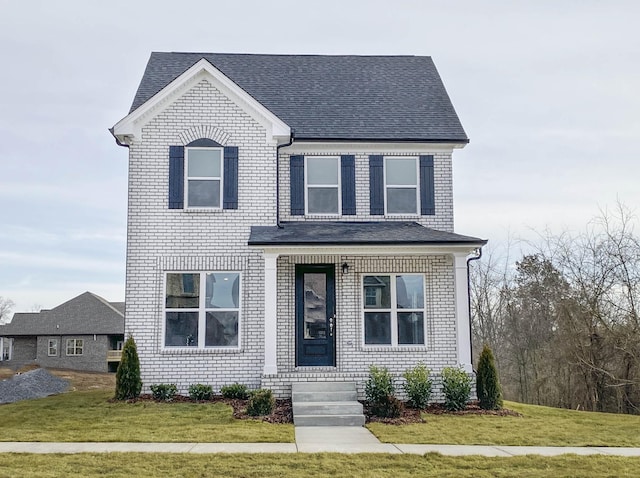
111, 52, 486, 398
0, 292, 125, 372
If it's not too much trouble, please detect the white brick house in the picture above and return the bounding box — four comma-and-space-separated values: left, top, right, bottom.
111, 53, 486, 398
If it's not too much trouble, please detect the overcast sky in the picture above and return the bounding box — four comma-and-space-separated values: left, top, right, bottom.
1, 0, 638, 314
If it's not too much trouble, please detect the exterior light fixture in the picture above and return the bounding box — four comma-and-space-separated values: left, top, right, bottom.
341, 262, 349, 275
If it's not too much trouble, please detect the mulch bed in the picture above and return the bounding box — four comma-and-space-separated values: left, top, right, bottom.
123, 395, 519, 425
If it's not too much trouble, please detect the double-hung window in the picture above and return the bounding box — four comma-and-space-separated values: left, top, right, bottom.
66, 339, 84, 356
48, 339, 58, 356
164, 272, 241, 348
185, 147, 223, 208
363, 274, 425, 346
305, 156, 340, 214
384, 157, 419, 214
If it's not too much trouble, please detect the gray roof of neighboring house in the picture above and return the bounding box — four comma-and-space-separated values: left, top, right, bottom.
0, 292, 124, 336
248, 222, 486, 246
130, 52, 468, 142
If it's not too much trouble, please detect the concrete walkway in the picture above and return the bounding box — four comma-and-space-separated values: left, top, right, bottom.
1, 427, 640, 456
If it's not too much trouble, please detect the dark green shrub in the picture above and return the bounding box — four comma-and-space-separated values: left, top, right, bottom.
221, 383, 250, 400
441, 366, 472, 411
402, 363, 433, 409
150, 383, 177, 401
188, 384, 213, 401
115, 336, 142, 400
246, 389, 275, 416
365, 365, 395, 404
476, 344, 503, 410
371, 394, 404, 418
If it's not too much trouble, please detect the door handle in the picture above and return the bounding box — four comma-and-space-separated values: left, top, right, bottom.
329, 316, 335, 337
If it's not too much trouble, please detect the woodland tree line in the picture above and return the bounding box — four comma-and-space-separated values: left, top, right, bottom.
470, 204, 640, 414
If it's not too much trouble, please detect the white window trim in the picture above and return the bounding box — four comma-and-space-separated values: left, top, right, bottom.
184, 146, 224, 210
304, 156, 342, 216
66, 339, 84, 356
163, 271, 242, 350
362, 273, 426, 347
48, 339, 58, 357
383, 156, 420, 216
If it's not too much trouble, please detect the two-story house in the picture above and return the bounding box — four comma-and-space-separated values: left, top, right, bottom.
111, 53, 486, 399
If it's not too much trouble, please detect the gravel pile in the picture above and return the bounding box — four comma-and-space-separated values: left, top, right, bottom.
0, 368, 69, 404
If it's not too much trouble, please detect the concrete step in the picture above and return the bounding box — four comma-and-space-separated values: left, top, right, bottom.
293, 401, 364, 416
292, 390, 358, 403
293, 414, 366, 427
291, 382, 357, 393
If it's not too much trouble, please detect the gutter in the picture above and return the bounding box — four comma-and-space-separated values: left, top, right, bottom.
109, 127, 130, 149
276, 130, 295, 228
466, 247, 483, 371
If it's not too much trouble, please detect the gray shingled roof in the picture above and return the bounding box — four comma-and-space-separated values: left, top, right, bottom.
130, 52, 468, 142
248, 222, 486, 246
0, 292, 124, 336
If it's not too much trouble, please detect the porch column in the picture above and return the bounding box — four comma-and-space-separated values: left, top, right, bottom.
0, 337, 3, 361
263, 252, 278, 375
453, 252, 473, 373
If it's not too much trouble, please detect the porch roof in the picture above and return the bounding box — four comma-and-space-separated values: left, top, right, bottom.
248, 222, 486, 247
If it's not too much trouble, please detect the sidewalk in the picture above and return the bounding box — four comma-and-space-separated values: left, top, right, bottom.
1, 427, 639, 456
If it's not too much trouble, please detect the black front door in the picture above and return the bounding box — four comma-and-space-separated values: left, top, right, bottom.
295, 264, 335, 366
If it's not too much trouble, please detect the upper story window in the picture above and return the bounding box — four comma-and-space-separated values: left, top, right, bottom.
164, 271, 241, 349
385, 157, 418, 215
185, 147, 223, 208
305, 157, 341, 214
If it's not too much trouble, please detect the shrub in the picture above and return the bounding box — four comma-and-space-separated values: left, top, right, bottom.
402, 363, 433, 409
188, 384, 213, 401
365, 365, 395, 404
221, 383, 250, 400
441, 366, 472, 411
371, 394, 404, 418
246, 389, 275, 416
150, 383, 177, 401
476, 344, 503, 410
115, 336, 142, 400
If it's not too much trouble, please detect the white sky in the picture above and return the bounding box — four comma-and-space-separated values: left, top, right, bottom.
1, 0, 638, 313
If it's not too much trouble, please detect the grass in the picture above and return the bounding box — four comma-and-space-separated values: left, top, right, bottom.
0, 390, 293, 443
0, 453, 639, 477
368, 400, 640, 446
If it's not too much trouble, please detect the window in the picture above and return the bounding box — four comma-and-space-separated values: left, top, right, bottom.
185, 147, 223, 208
48, 339, 58, 356
363, 274, 425, 346
305, 156, 340, 214
66, 339, 84, 356
385, 157, 419, 214
164, 272, 241, 348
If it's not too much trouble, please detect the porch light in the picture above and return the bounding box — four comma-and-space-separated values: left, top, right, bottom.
341, 262, 349, 275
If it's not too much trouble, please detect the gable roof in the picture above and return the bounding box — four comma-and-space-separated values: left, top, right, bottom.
249, 221, 486, 246
0, 292, 124, 336
129, 52, 468, 143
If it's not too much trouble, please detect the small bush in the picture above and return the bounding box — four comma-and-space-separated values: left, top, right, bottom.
115, 336, 142, 400
221, 383, 250, 400
371, 394, 404, 418
246, 389, 275, 416
150, 383, 177, 402
441, 366, 472, 411
403, 363, 433, 409
365, 365, 395, 404
188, 384, 213, 401
476, 344, 503, 410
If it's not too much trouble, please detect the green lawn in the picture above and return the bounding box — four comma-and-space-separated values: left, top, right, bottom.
0, 453, 639, 478
367, 400, 640, 446
0, 390, 294, 443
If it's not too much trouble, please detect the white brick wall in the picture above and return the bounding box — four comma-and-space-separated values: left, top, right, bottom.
125, 78, 466, 398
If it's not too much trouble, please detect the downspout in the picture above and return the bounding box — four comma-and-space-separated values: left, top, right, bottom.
466, 247, 483, 371
276, 130, 295, 228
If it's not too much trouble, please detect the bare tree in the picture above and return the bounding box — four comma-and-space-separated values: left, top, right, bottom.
0, 297, 14, 324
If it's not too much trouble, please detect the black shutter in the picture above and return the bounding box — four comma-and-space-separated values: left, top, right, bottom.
168, 146, 184, 209
369, 155, 384, 215
341, 155, 356, 215
223, 146, 239, 209
290, 155, 305, 215
419, 155, 435, 215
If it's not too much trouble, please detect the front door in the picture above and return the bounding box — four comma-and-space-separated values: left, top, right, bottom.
295, 264, 335, 366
